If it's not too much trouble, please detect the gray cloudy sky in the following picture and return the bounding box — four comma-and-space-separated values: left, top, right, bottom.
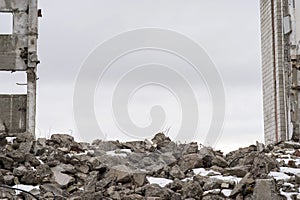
1, 0, 263, 152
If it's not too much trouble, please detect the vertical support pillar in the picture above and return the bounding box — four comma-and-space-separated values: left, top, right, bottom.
26, 0, 38, 137
289, 0, 300, 141
26, 68, 36, 136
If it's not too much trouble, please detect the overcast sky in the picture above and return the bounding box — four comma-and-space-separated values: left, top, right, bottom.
0, 0, 263, 152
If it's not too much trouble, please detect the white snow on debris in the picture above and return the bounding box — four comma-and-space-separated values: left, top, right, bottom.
283, 182, 295, 187
276, 158, 291, 165
280, 167, 300, 175
269, 171, 290, 181
203, 189, 220, 195
119, 149, 132, 153
6, 137, 16, 143
280, 189, 298, 200
146, 177, 173, 187
193, 168, 221, 176
181, 177, 193, 182
13, 184, 39, 195
211, 175, 242, 184
284, 150, 296, 154
36, 157, 44, 164
106, 149, 132, 157
222, 189, 232, 197
192, 168, 241, 184
73, 150, 94, 156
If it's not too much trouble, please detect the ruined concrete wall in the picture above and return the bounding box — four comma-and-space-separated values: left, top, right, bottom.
260, 0, 289, 144
0, 0, 31, 71
0, 0, 38, 135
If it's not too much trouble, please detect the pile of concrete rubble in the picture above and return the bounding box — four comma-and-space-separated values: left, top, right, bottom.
0, 132, 300, 200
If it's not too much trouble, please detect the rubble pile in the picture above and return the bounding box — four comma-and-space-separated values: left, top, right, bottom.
0, 132, 300, 199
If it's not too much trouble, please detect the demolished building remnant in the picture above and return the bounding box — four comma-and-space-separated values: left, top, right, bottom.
260, 0, 300, 144
0, 0, 40, 136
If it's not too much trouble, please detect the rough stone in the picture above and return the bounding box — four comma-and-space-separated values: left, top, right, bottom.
106, 165, 146, 186
144, 184, 172, 198
51, 165, 75, 187
181, 180, 203, 199
151, 133, 171, 148
170, 165, 185, 179
0, 155, 14, 170
212, 155, 228, 168
230, 173, 255, 197
253, 179, 285, 200
224, 166, 248, 177
178, 154, 203, 172
295, 173, 300, 184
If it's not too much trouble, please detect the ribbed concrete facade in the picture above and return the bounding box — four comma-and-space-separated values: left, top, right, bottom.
260, 0, 300, 144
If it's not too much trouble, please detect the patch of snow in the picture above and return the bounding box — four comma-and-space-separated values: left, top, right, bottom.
283, 182, 295, 187
6, 137, 16, 143
193, 168, 221, 176
285, 150, 295, 154
146, 177, 173, 187
118, 149, 132, 153
269, 171, 290, 181
36, 157, 44, 164
222, 189, 232, 197
277, 158, 292, 165
295, 159, 300, 165
280, 189, 298, 200
203, 189, 220, 195
181, 177, 193, 182
280, 167, 300, 175
13, 184, 39, 195
74, 151, 89, 156
211, 175, 242, 184
106, 150, 127, 157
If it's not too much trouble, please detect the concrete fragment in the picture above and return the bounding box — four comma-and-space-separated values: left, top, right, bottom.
253, 179, 285, 200
51, 165, 75, 187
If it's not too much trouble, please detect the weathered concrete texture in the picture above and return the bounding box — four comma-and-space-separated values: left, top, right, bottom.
0, 0, 31, 71
253, 179, 285, 200
0, 95, 26, 133
260, 0, 291, 144
0, 0, 39, 136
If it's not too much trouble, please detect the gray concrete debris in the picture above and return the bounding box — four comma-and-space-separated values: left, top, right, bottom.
0, 132, 298, 199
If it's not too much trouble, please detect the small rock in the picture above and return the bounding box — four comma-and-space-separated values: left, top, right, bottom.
0, 156, 14, 170
3, 175, 14, 185
20, 170, 41, 185
230, 173, 254, 197
123, 194, 144, 200
40, 183, 67, 197
288, 160, 297, 168
51, 165, 75, 187
144, 184, 172, 198
76, 165, 90, 174
295, 173, 300, 184
178, 154, 203, 172
170, 165, 185, 179
181, 180, 203, 199
212, 155, 228, 168
106, 165, 146, 186
203, 178, 222, 191
151, 133, 171, 148
13, 165, 27, 177
293, 150, 300, 157
224, 166, 248, 177
25, 153, 41, 167
221, 182, 230, 189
